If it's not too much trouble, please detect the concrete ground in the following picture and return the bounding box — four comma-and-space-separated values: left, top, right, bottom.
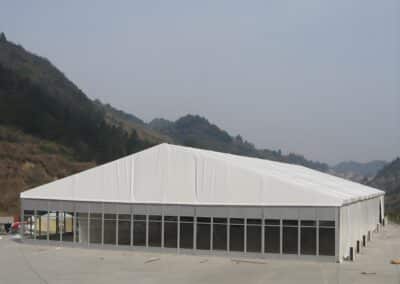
0, 224, 399, 284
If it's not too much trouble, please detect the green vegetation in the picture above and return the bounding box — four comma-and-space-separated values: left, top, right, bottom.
0, 126, 94, 215
0, 37, 154, 164
370, 158, 400, 215
5, 32, 397, 216
93, 100, 170, 144
149, 114, 329, 171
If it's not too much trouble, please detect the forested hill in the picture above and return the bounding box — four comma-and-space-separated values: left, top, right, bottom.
0, 32, 340, 214
0, 33, 330, 173
369, 158, 400, 214
0, 33, 157, 214
149, 115, 329, 171
0, 33, 155, 164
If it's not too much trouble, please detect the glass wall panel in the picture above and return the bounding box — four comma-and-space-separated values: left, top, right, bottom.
180, 216, 193, 249
196, 217, 211, 250
118, 214, 131, 246
229, 218, 244, 252
265, 219, 280, 253
104, 214, 116, 245
89, 213, 102, 244
60, 212, 74, 242
300, 220, 316, 255
282, 220, 298, 254
49, 211, 60, 241
246, 219, 261, 253
23, 210, 34, 239
133, 215, 146, 246
76, 212, 88, 244
319, 221, 335, 256
149, 215, 162, 247
213, 218, 227, 251
164, 216, 178, 248
35, 211, 48, 240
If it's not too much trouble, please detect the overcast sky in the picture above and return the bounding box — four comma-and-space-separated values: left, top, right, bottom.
1, 1, 399, 165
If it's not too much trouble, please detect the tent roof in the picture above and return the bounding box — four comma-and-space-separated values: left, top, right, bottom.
21, 143, 384, 207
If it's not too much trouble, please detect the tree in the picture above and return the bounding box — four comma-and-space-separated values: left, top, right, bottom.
0, 32, 6, 42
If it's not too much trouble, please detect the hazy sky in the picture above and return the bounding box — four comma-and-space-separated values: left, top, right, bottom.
1, 1, 399, 165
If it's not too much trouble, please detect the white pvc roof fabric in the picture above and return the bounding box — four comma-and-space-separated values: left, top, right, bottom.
21, 143, 384, 207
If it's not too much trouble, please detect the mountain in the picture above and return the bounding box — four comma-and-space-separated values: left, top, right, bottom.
93, 100, 170, 143
330, 160, 387, 183
0, 33, 157, 214
0, 125, 94, 215
0, 34, 154, 164
0, 33, 369, 215
149, 115, 329, 171
369, 158, 400, 215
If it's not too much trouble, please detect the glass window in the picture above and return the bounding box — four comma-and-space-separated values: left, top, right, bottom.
300, 220, 316, 255
319, 220, 335, 227
23, 210, 35, 239
164, 216, 177, 222
134, 214, 146, 221
213, 218, 227, 251
229, 218, 244, 252
149, 215, 162, 247
49, 211, 60, 241
59, 212, 74, 242
133, 215, 146, 246
246, 219, 261, 253
265, 219, 280, 226
149, 215, 162, 221
283, 219, 298, 254
164, 216, 178, 248
180, 216, 193, 249
265, 219, 280, 253
76, 212, 88, 244
213, 218, 227, 224
118, 214, 131, 246
88, 213, 102, 244
103, 214, 116, 245
35, 211, 48, 240
196, 217, 211, 250
319, 221, 335, 256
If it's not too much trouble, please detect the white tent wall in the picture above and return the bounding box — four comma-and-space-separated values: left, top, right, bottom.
339, 196, 381, 260
21, 144, 383, 207
19, 144, 385, 262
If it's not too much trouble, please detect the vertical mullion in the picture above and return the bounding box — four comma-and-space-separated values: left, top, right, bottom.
261, 213, 265, 255
46, 202, 50, 242
59, 211, 63, 242
227, 218, 230, 253
39, 212, 42, 239
73, 211, 77, 244
33, 209, 37, 240
335, 208, 340, 261
161, 210, 165, 249
145, 214, 149, 248
101, 204, 104, 246
316, 219, 319, 256
298, 220, 301, 256
116, 213, 119, 246
87, 206, 90, 247
130, 207, 134, 247
244, 218, 247, 254
62, 211, 66, 242
177, 211, 181, 253
193, 209, 197, 251
210, 218, 213, 251
279, 219, 282, 255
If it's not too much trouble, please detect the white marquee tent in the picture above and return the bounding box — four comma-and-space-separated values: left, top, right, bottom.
20, 143, 385, 262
